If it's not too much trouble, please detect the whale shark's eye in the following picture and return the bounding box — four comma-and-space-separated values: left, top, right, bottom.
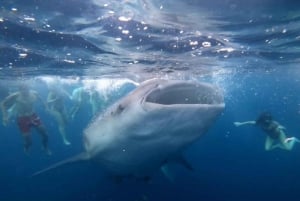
117, 104, 125, 113
111, 104, 125, 116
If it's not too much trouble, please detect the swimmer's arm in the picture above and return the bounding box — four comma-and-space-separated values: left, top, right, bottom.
46, 92, 57, 104
1, 93, 18, 125
34, 91, 47, 109
62, 89, 72, 100
233, 121, 256, 127
46, 93, 57, 111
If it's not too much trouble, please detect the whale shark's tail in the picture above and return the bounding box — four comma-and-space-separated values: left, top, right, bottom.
32, 152, 90, 177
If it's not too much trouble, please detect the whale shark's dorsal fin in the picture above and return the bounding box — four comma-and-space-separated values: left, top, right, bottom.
32, 152, 90, 177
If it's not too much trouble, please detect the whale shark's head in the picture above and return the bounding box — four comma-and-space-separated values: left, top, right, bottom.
108, 78, 224, 115
136, 79, 225, 144
84, 79, 224, 161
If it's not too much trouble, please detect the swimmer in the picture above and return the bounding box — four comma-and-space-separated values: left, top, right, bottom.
234, 112, 300, 151
1, 84, 51, 155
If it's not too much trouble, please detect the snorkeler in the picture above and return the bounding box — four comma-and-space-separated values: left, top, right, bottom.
69, 87, 87, 119
234, 112, 300, 151
47, 86, 71, 145
0, 85, 17, 122
1, 84, 51, 155
70, 86, 102, 119
88, 86, 103, 116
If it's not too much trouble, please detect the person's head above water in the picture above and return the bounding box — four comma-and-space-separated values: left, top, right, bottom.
256, 112, 273, 126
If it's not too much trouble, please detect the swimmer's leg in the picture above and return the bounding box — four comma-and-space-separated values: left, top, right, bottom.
23, 134, 32, 154
284, 137, 300, 150
265, 136, 275, 151
35, 125, 51, 155
51, 109, 71, 145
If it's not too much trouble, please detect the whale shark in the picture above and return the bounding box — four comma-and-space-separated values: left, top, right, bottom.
33, 79, 225, 179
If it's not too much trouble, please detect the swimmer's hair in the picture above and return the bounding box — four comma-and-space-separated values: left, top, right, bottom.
256, 112, 273, 125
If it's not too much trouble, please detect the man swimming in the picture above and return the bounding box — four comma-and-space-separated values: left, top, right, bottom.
1, 84, 51, 155
47, 86, 71, 145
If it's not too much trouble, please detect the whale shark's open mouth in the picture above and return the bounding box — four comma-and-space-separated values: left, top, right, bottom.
145, 81, 223, 105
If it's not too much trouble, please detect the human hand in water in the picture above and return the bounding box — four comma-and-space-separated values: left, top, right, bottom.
278, 125, 286, 130
233, 122, 242, 127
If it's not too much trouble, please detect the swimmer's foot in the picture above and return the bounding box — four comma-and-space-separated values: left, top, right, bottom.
284, 137, 293, 143
42, 147, 52, 156
284, 137, 300, 143
63, 139, 71, 146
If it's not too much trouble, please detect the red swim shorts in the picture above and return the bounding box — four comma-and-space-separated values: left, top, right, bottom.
17, 113, 42, 134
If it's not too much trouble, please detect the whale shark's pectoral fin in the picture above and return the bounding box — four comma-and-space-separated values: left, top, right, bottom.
177, 155, 194, 171
31, 152, 90, 177
161, 155, 194, 182
160, 164, 175, 182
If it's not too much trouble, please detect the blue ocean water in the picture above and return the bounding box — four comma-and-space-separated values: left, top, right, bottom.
1, 0, 300, 200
